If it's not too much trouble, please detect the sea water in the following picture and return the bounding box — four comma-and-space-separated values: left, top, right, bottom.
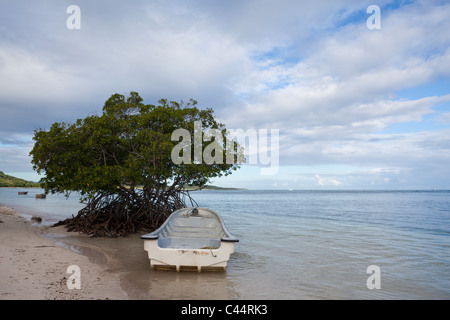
1, 188, 449, 299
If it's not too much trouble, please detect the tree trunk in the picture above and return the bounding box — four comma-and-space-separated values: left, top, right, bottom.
53, 188, 196, 237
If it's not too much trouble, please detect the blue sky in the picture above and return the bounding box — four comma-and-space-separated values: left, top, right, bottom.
1, 0, 449, 190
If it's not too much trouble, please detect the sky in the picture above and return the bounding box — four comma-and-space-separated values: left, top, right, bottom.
1, 0, 450, 190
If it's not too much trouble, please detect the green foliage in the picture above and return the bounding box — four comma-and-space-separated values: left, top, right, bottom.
30, 92, 240, 201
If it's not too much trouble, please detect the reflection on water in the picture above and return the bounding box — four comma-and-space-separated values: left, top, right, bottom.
44, 230, 239, 299
108, 235, 239, 300
0, 188, 84, 225
120, 267, 238, 300
44, 232, 109, 265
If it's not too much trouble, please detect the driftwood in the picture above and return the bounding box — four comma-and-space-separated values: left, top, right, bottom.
54, 188, 197, 237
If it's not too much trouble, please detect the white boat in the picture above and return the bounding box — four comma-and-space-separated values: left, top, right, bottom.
141, 207, 239, 272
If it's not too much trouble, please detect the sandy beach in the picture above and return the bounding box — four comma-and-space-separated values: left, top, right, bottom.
0, 204, 238, 300
0, 205, 127, 300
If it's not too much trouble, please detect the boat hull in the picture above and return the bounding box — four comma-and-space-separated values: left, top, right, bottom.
143, 239, 235, 272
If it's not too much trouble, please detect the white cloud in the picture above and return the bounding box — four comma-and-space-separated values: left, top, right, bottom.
439, 112, 450, 124
216, 1, 450, 189
315, 174, 343, 186
0, 145, 34, 172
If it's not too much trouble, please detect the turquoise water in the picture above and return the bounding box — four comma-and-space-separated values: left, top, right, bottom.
1, 188, 449, 299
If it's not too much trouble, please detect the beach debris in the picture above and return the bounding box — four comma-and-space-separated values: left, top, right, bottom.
31, 216, 42, 223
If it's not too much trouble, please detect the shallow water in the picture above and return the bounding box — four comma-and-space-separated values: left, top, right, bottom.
1, 188, 449, 299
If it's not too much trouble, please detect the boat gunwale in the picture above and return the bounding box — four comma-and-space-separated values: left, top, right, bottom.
140, 207, 239, 242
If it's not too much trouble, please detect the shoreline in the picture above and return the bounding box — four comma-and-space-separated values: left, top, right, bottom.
0, 204, 238, 300
0, 205, 127, 300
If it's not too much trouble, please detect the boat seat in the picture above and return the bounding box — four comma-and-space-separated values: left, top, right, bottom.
160, 216, 225, 239
158, 237, 221, 249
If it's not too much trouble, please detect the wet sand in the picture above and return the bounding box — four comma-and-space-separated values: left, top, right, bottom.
0, 205, 126, 299
46, 223, 239, 300
0, 205, 238, 300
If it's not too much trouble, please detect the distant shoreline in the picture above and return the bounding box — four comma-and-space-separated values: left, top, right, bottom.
0, 185, 41, 188
1, 186, 448, 192
183, 185, 248, 191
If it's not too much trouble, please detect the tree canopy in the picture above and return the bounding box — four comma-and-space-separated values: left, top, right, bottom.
30, 92, 240, 236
